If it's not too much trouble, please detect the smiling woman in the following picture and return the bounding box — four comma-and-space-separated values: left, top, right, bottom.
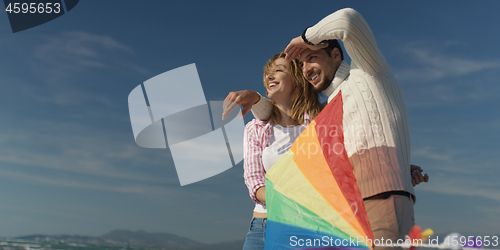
241, 52, 322, 249
263, 52, 322, 128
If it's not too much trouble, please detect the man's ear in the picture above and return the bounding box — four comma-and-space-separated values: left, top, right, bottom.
331, 47, 341, 62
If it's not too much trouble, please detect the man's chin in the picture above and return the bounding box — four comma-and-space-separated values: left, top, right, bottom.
312, 80, 330, 92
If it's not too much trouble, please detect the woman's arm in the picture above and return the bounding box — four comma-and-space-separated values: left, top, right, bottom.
243, 120, 268, 204
255, 186, 266, 203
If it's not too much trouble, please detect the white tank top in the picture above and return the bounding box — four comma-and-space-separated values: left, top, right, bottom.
253, 123, 307, 213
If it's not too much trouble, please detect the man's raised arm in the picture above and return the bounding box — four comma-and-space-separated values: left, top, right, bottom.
287, 8, 390, 76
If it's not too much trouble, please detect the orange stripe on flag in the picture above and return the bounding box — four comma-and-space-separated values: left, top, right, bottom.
291, 120, 367, 239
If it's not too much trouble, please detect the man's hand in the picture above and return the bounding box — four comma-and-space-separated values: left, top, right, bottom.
284, 36, 328, 61
222, 90, 260, 120
410, 164, 429, 186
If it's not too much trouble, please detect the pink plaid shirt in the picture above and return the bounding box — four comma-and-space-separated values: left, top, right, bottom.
243, 113, 312, 205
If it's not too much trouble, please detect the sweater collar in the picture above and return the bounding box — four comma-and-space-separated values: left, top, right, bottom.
324, 60, 350, 97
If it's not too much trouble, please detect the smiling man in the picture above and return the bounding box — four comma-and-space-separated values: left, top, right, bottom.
293, 39, 344, 93
223, 8, 428, 249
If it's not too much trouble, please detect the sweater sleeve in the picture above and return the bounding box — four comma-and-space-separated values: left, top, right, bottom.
304, 8, 390, 76
243, 119, 267, 205
250, 92, 273, 120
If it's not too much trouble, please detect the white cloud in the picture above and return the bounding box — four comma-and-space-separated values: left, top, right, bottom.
473, 205, 500, 224
418, 173, 500, 202
412, 145, 499, 202
34, 31, 132, 69
0, 120, 174, 184
413, 147, 454, 162
1, 31, 151, 107
390, 41, 500, 107
0, 168, 148, 194
394, 42, 500, 82
412, 142, 497, 175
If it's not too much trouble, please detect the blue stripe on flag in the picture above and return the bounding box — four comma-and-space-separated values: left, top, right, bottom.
265, 220, 370, 250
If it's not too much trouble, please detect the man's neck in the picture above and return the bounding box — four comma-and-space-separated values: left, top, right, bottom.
323, 60, 350, 97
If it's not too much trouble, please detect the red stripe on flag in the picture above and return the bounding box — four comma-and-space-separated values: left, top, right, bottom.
314, 91, 373, 241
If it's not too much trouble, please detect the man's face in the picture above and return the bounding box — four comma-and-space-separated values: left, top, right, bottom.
298, 48, 342, 92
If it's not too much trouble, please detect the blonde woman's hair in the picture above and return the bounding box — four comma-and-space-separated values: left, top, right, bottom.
263, 52, 322, 125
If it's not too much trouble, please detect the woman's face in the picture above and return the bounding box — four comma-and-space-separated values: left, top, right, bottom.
265, 58, 295, 102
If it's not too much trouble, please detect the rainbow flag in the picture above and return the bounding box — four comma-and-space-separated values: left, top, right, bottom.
265, 91, 373, 249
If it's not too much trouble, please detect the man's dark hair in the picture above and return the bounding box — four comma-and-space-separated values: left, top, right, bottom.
323, 39, 344, 60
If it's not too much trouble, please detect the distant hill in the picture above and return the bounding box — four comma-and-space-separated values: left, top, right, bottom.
16, 234, 105, 244
16, 230, 244, 249
102, 229, 203, 248
13, 230, 500, 250
201, 239, 246, 250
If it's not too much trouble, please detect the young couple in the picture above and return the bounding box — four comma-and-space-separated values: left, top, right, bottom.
222, 8, 429, 250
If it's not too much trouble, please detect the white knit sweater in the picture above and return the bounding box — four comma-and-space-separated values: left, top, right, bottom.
252, 8, 414, 199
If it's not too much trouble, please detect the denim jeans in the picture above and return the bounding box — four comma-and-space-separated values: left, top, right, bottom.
242, 217, 266, 250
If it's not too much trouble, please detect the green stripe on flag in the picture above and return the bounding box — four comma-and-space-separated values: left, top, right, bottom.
265, 178, 356, 241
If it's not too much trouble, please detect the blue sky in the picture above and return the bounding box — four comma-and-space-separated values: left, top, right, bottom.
0, 0, 499, 244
